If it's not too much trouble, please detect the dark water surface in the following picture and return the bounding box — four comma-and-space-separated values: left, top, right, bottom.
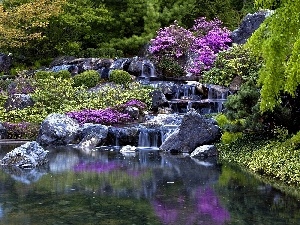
0, 144, 299, 225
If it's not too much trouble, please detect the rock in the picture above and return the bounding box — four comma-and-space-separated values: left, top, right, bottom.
144, 114, 183, 127
151, 90, 169, 112
160, 110, 221, 153
4, 94, 34, 111
77, 123, 108, 148
0, 123, 7, 139
37, 113, 80, 147
49, 56, 77, 67
120, 145, 136, 153
0, 53, 12, 74
123, 106, 140, 120
127, 57, 143, 76
190, 145, 218, 157
110, 58, 131, 70
106, 126, 140, 146
231, 10, 274, 44
0, 141, 48, 168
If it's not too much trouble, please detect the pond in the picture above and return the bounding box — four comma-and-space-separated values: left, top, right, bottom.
0, 144, 299, 225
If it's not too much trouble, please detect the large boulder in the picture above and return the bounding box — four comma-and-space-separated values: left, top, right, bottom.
160, 110, 221, 153
0, 141, 48, 168
231, 10, 273, 44
4, 94, 34, 111
37, 113, 80, 147
77, 123, 108, 148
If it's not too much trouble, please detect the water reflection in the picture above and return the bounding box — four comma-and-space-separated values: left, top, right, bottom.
0, 145, 299, 225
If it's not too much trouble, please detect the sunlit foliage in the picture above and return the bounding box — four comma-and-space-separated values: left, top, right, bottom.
247, 0, 300, 112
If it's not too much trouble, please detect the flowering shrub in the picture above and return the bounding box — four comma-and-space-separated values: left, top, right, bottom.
149, 17, 231, 76
7, 77, 35, 95
66, 108, 132, 125
123, 99, 147, 110
66, 99, 147, 125
3, 122, 39, 140
148, 21, 194, 59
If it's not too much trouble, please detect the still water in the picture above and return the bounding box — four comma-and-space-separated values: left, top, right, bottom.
0, 144, 299, 225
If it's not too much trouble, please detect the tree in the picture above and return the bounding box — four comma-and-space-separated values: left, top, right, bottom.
0, 0, 66, 50
246, 0, 300, 112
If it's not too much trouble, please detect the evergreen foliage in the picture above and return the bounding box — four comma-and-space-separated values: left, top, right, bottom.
109, 69, 132, 86
73, 70, 100, 88
201, 44, 261, 86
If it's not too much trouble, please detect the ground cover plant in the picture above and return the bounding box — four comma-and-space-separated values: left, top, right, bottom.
217, 132, 300, 187
0, 71, 153, 139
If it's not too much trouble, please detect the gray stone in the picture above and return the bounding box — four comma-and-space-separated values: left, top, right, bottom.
231, 10, 274, 44
124, 106, 140, 120
160, 110, 221, 153
37, 113, 80, 147
151, 90, 169, 111
0, 141, 48, 168
190, 145, 218, 157
106, 126, 140, 146
4, 94, 34, 111
0, 123, 7, 139
77, 123, 108, 148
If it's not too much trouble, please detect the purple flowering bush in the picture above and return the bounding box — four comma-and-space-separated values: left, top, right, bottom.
66, 99, 147, 125
3, 122, 39, 140
66, 108, 132, 125
149, 17, 231, 76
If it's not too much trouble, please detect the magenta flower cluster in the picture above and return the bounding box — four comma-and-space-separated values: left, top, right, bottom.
66, 108, 132, 125
3, 122, 39, 139
149, 17, 232, 75
66, 99, 146, 125
123, 99, 147, 110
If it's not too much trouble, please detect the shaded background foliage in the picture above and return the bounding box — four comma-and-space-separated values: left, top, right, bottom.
0, 0, 255, 66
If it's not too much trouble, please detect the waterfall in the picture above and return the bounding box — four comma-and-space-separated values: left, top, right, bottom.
138, 128, 159, 147
138, 129, 150, 147
140, 59, 156, 78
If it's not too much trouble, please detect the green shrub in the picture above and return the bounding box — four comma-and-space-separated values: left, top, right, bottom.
217, 133, 300, 187
73, 70, 100, 88
34, 71, 54, 80
0, 79, 13, 92
201, 44, 261, 86
155, 56, 185, 78
54, 70, 71, 79
109, 69, 132, 86
81, 47, 123, 58
35, 70, 71, 80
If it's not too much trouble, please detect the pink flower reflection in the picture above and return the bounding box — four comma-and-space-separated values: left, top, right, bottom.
152, 200, 178, 224
196, 187, 230, 223
74, 162, 119, 173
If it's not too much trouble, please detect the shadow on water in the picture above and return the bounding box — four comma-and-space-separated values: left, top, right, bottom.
0, 144, 299, 225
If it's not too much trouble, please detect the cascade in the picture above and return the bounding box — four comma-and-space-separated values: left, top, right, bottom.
140, 59, 156, 79
138, 128, 160, 148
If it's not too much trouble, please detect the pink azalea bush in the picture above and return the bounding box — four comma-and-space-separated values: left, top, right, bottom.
149, 17, 232, 76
